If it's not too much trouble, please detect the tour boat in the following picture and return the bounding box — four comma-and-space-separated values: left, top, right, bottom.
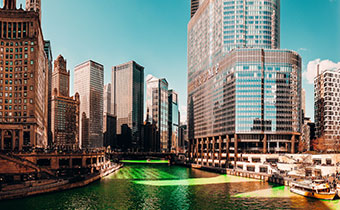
191, 164, 202, 169
290, 180, 337, 200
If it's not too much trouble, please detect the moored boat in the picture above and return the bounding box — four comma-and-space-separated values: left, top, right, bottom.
290, 180, 337, 200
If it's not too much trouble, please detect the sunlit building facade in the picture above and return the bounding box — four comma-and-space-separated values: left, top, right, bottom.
74, 60, 104, 149
315, 68, 340, 151
188, 0, 301, 168
146, 75, 169, 152
0, 0, 49, 151
168, 90, 180, 152
51, 55, 80, 150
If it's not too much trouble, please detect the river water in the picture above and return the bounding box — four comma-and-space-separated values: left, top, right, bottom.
1, 163, 340, 210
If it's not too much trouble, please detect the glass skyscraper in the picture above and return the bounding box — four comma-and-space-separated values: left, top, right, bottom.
146, 75, 169, 152
188, 0, 301, 168
112, 61, 144, 150
168, 90, 180, 153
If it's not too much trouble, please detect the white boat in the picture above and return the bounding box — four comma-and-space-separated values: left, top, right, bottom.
290, 180, 337, 200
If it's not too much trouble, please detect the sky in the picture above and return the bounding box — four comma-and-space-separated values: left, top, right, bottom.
9, 0, 340, 122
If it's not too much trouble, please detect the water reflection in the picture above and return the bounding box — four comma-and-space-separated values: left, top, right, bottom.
0, 164, 339, 210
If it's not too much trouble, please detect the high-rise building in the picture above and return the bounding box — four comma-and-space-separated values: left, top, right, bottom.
178, 124, 188, 153
188, 0, 280, 70
301, 88, 306, 118
0, 0, 49, 151
74, 60, 104, 149
51, 55, 80, 150
168, 90, 180, 152
103, 83, 111, 115
146, 75, 169, 152
44, 40, 53, 146
103, 113, 116, 148
188, 0, 301, 168
103, 83, 116, 149
314, 67, 340, 151
112, 61, 144, 151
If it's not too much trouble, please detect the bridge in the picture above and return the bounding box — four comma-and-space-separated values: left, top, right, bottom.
109, 152, 178, 162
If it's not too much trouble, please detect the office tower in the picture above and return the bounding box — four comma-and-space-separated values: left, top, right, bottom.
190, 0, 200, 18
44, 40, 53, 146
103, 114, 116, 148
103, 83, 116, 148
179, 124, 188, 152
168, 90, 180, 152
25, 0, 41, 20
314, 67, 340, 151
188, 0, 280, 66
188, 0, 301, 168
0, 0, 49, 151
112, 61, 144, 151
146, 75, 169, 152
74, 60, 104, 149
103, 83, 111, 115
51, 55, 80, 150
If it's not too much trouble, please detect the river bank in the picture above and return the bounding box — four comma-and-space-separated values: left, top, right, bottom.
0, 163, 122, 200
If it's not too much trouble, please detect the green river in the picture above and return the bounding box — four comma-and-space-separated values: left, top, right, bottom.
1, 163, 340, 210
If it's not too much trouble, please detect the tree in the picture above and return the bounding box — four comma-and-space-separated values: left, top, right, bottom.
312, 136, 328, 153
298, 139, 309, 153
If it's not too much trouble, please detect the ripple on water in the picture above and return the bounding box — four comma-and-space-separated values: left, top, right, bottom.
1, 164, 340, 210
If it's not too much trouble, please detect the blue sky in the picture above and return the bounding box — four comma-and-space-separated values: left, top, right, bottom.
11, 0, 340, 122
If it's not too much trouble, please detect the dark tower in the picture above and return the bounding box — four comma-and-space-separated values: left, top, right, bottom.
190, 0, 199, 18
3, 0, 16, 10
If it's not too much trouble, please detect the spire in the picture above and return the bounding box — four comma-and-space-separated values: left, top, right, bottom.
25, 0, 41, 20
3, 0, 16, 10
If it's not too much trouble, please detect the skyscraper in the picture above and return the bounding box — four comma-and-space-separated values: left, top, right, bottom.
103, 83, 116, 148
314, 67, 340, 151
112, 61, 144, 151
188, 0, 301, 168
168, 90, 180, 152
74, 60, 104, 149
44, 40, 53, 146
51, 55, 80, 150
0, 0, 49, 151
103, 83, 111, 115
146, 75, 169, 152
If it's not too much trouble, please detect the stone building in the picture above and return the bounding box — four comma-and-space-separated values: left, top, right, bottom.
51, 55, 80, 150
44, 40, 53, 146
0, 0, 49, 151
74, 60, 104, 149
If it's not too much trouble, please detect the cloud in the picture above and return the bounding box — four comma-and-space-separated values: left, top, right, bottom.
303, 59, 340, 84
298, 48, 308, 51
179, 105, 187, 124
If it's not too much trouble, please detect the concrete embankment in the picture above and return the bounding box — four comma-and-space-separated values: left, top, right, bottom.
0, 164, 123, 200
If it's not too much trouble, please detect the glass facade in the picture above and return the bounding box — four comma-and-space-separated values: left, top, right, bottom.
146, 75, 169, 152
112, 61, 144, 149
188, 0, 302, 159
168, 90, 180, 152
